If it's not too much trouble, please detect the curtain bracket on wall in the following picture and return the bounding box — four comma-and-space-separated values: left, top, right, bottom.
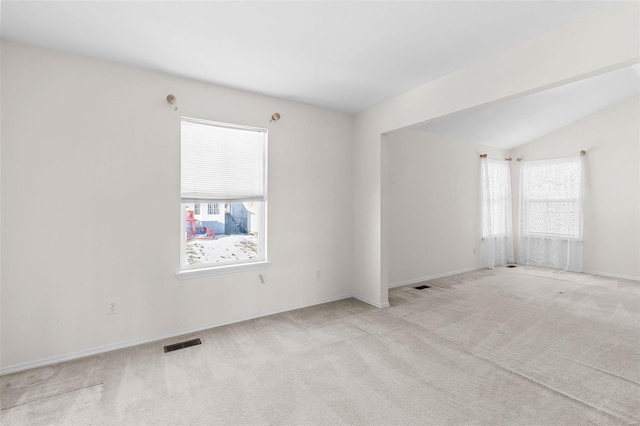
480, 153, 488, 158
167, 94, 177, 111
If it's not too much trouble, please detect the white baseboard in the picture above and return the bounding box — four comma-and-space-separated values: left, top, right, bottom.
582, 269, 640, 282
388, 265, 487, 289
353, 294, 391, 309
0, 293, 353, 376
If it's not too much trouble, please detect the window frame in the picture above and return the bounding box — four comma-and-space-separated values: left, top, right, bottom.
519, 157, 582, 240
177, 117, 269, 278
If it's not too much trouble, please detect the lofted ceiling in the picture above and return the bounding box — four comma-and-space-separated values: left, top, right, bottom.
0, 1, 610, 113
416, 65, 640, 150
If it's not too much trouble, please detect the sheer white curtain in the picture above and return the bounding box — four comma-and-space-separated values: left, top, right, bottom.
518, 155, 583, 271
481, 158, 514, 268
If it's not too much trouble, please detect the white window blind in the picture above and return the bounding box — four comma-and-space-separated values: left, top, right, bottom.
181, 118, 267, 202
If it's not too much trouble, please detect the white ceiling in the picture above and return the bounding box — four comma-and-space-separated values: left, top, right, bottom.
0, 1, 609, 113
416, 65, 640, 150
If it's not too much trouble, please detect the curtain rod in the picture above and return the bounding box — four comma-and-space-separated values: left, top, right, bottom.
480, 150, 586, 162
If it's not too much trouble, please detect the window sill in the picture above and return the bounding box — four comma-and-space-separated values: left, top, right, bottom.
175, 261, 271, 280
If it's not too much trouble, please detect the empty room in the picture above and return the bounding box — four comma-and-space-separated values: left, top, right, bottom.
1, 1, 639, 425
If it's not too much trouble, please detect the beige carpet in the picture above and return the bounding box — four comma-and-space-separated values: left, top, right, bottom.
1, 266, 639, 425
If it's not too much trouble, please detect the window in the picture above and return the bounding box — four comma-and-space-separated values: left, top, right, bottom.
481, 158, 514, 267
180, 117, 267, 271
519, 156, 582, 238
194, 203, 200, 215
518, 155, 583, 271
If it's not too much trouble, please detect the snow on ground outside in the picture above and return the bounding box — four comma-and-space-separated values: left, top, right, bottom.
186, 234, 258, 265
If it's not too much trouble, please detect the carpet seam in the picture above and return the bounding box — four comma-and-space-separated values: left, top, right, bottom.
1, 383, 104, 412
411, 323, 639, 424
571, 360, 640, 387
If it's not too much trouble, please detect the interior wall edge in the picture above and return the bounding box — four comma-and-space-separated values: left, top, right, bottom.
352, 294, 390, 309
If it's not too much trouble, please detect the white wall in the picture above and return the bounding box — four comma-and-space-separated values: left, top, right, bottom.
353, 2, 639, 307
386, 129, 507, 286
510, 95, 640, 279
0, 41, 354, 371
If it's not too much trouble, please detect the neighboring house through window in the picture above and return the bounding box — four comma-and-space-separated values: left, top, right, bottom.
180, 117, 267, 271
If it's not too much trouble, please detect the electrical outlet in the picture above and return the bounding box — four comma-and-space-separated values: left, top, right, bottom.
107, 299, 118, 314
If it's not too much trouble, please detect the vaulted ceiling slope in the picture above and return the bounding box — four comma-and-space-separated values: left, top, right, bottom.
0, 1, 609, 113
416, 65, 640, 150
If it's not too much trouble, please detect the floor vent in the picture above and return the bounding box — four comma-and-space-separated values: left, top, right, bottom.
507, 265, 517, 268
164, 338, 202, 353
414, 285, 431, 290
